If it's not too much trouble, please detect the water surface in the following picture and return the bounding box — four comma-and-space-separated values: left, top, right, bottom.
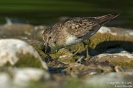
0, 0, 133, 28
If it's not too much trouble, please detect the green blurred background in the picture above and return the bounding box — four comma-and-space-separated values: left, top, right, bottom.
0, 0, 133, 28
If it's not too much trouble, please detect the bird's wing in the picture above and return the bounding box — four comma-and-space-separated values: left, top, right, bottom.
54, 17, 101, 38
54, 13, 119, 38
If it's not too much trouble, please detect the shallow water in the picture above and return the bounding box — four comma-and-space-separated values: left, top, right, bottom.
0, 0, 133, 28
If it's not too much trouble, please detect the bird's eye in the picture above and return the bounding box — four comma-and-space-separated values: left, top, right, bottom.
49, 36, 52, 39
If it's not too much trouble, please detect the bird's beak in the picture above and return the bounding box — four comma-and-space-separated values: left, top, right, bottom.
44, 42, 48, 53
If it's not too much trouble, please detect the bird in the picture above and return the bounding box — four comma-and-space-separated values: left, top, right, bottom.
42, 13, 119, 58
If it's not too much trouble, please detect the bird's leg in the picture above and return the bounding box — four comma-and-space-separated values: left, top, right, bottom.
85, 44, 90, 59
83, 41, 90, 60
73, 44, 81, 56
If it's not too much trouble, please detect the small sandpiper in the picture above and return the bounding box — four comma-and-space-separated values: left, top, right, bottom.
43, 13, 119, 58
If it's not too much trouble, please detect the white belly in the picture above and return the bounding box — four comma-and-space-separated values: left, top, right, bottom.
65, 27, 100, 46
65, 35, 82, 46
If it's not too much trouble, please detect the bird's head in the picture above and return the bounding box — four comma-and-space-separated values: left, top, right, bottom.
42, 27, 56, 52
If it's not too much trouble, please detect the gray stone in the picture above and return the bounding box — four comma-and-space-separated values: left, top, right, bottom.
85, 72, 133, 88
0, 39, 48, 69
0, 67, 50, 88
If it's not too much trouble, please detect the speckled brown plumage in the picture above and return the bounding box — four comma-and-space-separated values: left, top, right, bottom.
53, 13, 119, 38
43, 13, 119, 47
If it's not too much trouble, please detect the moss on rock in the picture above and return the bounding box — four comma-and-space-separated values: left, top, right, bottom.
4, 53, 44, 69
23, 39, 47, 58
111, 60, 133, 68
89, 32, 133, 53
90, 53, 133, 68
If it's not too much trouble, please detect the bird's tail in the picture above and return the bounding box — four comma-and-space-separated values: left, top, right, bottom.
96, 13, 120, 25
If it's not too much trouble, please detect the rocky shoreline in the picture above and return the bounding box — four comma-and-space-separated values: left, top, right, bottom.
0, 23, 133, 88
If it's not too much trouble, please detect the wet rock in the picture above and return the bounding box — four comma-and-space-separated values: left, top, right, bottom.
23, 39, 44, 50
63, 61, 114, 78
58, 48, 73, 57
58, 48, 74, 64
98, 26, 133, 37
22, 39, 48, 59
50, 48, 75, 64
89, 26, 133, 53
85, 72, 133, 88
0, 39, 48, 69
90, 50, 133, 68
0, 23, 50, 40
